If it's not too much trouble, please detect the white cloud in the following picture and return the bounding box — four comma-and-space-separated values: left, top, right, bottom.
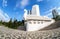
57, 7, 60, 15
44, 13, 53, 18
57, 7, 60, 10
44, 7, 56, 14
16, 0, 29, 9
44, 7, 57, 18
45, 13, 52, 17
0, 9, 10, 22
2, 0, 7, 7
58, 12, 60, 15
42, 7, 56, 18
44, 7, 60, 18
20, 0, 29, 7
4, 13, 10, 19
37, 0, 43, 2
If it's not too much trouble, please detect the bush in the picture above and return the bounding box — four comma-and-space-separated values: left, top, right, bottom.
53, 15, 60, 21
0, 18, 24, 29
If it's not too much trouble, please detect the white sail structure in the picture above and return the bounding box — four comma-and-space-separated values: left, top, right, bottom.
23, 9, 28, 20
23, 5, 55, 31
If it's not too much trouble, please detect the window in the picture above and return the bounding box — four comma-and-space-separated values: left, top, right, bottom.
34, 22, 36, 24
41, 21, 43, 24
29, 21, 32, 24
38, 22, 40, 24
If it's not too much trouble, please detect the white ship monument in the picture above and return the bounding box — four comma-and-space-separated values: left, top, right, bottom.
23, 4, 55, 31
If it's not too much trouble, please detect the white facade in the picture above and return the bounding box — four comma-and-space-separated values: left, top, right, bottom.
32, 5, 40, 16
23, 4, 55, 31
26, 20, 55, 31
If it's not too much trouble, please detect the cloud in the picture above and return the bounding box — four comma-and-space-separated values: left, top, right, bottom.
44, 7, 60, 18
44, 7, 56, 14
4, 13, 10, 19
57, 7, 60, 10
20, 0, 29, 7
16, 0, 29, 9
44, 13, 53, 18
45, 13, 52, 17
44, 7, 57, 18
0, 9, 10, 22
43, 8, 54, 18
2, 0, 7, 7
37, 0, 43, 2
57, 7, 60, 15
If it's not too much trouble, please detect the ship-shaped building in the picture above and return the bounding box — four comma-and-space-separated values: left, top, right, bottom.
23, 4, 55, 31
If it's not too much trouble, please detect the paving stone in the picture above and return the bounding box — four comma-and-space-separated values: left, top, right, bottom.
0, 26, 60, 39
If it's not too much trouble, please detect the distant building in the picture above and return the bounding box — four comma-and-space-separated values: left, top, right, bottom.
23, 4, 55, 31
52, 9, 58, 18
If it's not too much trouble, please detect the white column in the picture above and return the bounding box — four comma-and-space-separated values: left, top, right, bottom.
32, 5, 40, 16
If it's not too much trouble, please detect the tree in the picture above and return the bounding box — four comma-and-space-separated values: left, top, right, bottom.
0, 20, 2, 25
12, 19, 18, 29
6, 18, 12, 28
0, 18, 24, 29
52, 9, 60, 21
21, 20, 24, 26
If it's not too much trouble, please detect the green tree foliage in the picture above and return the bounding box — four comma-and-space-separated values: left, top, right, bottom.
52, 9, 60, 21
52, 15, 60, 21
53, 11, 60, 21
0, 18, 24, 29
0, 20, 2, 25
55, 15, 60, 21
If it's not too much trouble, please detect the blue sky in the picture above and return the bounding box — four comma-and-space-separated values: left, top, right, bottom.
0, 0, 60, 22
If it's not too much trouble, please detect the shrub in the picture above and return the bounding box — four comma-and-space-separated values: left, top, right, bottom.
0, 18, 24, 29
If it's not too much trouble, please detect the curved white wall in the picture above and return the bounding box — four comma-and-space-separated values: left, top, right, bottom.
26, 20, 55, 31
